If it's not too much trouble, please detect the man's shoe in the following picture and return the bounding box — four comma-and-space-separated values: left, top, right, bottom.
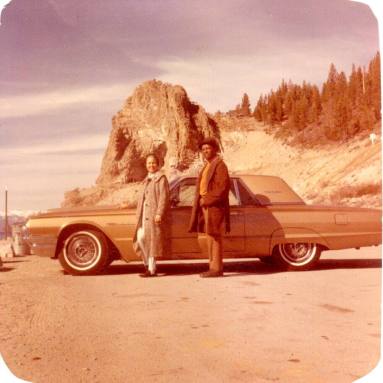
139, 271, 158, 278
199, 271, 223, 278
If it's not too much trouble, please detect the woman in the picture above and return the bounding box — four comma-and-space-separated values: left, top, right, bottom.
133, 154, 170, 277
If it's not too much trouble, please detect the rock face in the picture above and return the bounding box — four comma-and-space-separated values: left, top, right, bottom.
96, 80, 220, 185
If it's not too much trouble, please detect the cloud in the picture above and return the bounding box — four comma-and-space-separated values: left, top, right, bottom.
156, 38, 378, 112
0, 0, 12, 25
0, 84, 135, 118
0, 133, 108, 159
0, 133, 109, 209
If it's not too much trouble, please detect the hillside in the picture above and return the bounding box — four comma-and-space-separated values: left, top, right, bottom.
220, 119, 381, 208
63, 118, 381, 209
62, 81, 381, 209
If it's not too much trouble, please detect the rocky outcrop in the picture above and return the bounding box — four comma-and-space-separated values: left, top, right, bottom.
62, 79, 381, 209
96, 80, 220, 185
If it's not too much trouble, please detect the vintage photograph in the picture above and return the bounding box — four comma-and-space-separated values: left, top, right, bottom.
0, 0, 381, 382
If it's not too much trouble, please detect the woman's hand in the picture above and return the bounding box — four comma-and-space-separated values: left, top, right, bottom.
154, 214, 162, 224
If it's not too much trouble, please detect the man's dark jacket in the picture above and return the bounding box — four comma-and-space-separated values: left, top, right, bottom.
188, 157, 230, 236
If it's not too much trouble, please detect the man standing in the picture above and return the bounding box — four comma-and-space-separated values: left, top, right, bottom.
188, 137, 230, 277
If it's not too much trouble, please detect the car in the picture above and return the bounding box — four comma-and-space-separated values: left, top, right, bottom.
25, 175, 382, 275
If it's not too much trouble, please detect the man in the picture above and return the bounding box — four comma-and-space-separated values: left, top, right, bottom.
188, 137, 230, 277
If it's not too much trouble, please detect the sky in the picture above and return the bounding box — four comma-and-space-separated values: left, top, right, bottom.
0, 0, 380, 212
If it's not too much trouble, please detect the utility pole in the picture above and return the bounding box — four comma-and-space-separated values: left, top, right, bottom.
4, 187, 8, 240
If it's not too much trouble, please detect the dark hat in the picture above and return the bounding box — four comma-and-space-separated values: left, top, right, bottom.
199, 137, 220, 152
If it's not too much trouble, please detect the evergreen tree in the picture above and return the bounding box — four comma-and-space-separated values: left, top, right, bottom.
253, 95, 264, 121
323, 63, 338, 101
367, 52, 381, 120
249, 53, 380, 143
308, 86, 321, 124
240, 93, 251, 116
348, 64, 363, 106
267, 92, 278, 126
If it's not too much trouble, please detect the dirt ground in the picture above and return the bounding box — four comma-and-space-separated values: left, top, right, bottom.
0, 246, 381, 383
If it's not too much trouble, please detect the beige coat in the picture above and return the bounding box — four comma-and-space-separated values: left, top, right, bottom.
133, 171, 170, 259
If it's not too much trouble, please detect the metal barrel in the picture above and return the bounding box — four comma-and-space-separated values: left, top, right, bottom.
11, 223, 30, 256
13, 241, 30, 256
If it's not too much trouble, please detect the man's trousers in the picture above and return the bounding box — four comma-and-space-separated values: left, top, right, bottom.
202, 207, 223, 273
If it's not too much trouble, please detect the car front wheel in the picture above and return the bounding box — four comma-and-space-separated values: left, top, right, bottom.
272, 243, 321, 271
59, 230, 109, 275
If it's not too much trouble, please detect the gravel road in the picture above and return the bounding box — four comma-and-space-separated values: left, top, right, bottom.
0, 247, 381, 382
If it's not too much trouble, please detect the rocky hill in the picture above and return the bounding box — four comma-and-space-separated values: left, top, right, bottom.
96, 80, 219, 185
62, 81, 381, 209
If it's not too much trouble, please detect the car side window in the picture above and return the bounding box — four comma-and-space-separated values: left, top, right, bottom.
178, 184, 196, 206
171, 178, 240, 207
236, 180, 259, 205
170, 178, 196, 207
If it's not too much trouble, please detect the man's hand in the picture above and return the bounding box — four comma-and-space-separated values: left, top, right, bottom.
154, 214, 162, 224
199, 197, 206, 207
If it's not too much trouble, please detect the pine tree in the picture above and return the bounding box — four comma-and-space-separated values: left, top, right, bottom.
308, 86, 321, 124
368, 52, 381, 120
348, 64, 363, 107
267, 92, 278, 126
240, 93, 251, 116
322, 63, 338, 103
254, 95, 266, 122
249, 53, 380, 143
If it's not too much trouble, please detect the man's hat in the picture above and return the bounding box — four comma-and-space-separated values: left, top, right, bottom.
199, 137, 220, 152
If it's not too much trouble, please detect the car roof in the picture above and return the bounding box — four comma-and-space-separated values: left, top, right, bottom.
173, 174, 304, 205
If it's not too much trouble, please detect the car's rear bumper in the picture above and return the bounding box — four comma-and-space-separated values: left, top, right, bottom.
28, 234, 57, 257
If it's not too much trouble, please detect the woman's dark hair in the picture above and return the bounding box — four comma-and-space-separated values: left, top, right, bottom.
146, 153, 160, 165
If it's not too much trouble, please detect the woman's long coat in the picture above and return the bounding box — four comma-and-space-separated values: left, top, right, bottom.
188, 157, 230, 236
133, 172, 170, 259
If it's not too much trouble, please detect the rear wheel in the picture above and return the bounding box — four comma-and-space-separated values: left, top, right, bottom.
272, 243, 321, 271
59, 230, 110, 275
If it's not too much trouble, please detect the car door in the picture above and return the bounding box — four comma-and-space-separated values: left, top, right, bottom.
223, 179, 245, 255
169, 177, 245, 258
236, 178, 282, 256
169, 178, 201, 257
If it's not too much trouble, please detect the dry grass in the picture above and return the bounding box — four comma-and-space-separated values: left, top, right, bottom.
335, 182, 382, 199
302, 182, 382, 208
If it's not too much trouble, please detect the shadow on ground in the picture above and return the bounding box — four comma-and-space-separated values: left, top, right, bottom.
314, 258, 381, 270
100, 258, 381, 277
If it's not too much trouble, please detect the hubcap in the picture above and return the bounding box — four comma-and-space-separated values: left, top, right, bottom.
278, 243, 317, 266
64, 233, 101, 269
